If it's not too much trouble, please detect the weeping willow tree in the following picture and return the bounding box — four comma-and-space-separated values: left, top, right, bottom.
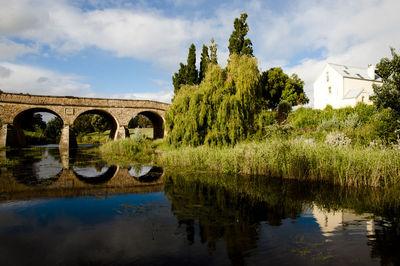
167, 13, 308, 147
166, 54, 262, 146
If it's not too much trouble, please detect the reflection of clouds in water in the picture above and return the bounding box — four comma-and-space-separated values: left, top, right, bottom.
73, 166, 109, 177
33, 149, 63, 180
128, 166, 152, 177
0, 199, 47, 210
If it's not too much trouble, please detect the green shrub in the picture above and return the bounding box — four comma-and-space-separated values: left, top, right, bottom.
287, 107, 320, 129
100, 129, 153, 162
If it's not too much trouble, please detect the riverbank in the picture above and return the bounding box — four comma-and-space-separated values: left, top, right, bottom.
157, 138, 400, 187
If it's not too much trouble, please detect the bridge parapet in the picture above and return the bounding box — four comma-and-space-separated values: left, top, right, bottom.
0, 93, 169, 109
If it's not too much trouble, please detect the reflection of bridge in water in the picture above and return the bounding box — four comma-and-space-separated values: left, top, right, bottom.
0, 164, 164, 201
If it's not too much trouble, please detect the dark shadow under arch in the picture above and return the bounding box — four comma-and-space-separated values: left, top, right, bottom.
11, 108, 64, 147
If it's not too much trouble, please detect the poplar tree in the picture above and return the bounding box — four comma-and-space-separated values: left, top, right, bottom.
199, 44, 210, 82
228, 13, 253, 56
186, 43, 199, 85
172, 63, 187, 95
209, 38, 218, 64
172, 44, 199, 95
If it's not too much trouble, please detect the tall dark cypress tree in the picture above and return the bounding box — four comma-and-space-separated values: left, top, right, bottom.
172, 44, 200, 96
228, 13, 253, 56
172, 62, 187, 95
186, 43, 199, 85
199, 44, 209, 82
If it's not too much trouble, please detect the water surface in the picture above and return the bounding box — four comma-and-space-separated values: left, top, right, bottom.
0, 146, 399, 265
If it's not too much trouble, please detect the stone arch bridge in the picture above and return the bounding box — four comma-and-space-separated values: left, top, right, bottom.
0, 92, 169, 149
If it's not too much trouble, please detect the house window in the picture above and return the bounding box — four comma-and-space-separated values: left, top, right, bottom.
328, 86, 332, 94
326, 72, 329, 82
361, 96, 365, 103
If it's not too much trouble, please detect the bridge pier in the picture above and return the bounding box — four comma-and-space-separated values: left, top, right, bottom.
115, 125, 129, 140
59, 125, 77, 151
0, 123, 24, 148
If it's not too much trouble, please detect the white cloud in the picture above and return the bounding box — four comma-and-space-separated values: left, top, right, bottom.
0, 0, 49, 35
0, 0, 236, 70
0, 62, 92, 96
107, 89, 174, 103
0, 61, 173, 103
0, 65, 12, 78
0, 0, 399, 105
0, 38, 38, 60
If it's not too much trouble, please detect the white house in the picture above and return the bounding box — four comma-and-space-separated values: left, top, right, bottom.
313, 63, 383, 109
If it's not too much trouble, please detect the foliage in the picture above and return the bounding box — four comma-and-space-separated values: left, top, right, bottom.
73, 113, 111, 135
259, 68, 309, 109
277, 101, 292, 123
100, 128, 153, 162
254, 110, 277, 137
187, 44, 199, 85
44, 117, 63, 142
166, 54, 260, 146
372, 47, 400, 113
73, 114, 94, 134
209, 38, 218, 64
128, 114, 152, 128
228, 13, 253, 56
91, 114, 111, 132
167, 13, 308, 146
287, 107, 320, 129
158, 138, 400, 187
23, 130, 47, 145
199, 44, 209, 82
172, 63, 187, 95
286, 103, 400, 146
21, 113, 46, 132
172, 43, 199, 94
325, 132, 351, 147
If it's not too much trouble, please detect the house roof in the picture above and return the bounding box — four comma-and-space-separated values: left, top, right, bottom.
328, 63, 382, 81
343, 88, 374, 99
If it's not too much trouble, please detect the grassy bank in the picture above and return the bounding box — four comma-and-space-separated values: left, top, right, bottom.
99, 130, 155, 165
158, 138, 400, 187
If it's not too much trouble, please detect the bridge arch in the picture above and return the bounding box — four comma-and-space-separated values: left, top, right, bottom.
73, 109, 119, 141
130, 110, 165, 139
11, 107, 64, 146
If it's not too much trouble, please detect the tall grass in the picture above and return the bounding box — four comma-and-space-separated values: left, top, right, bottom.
158, 138, 400, 187
99, 129, 153, 163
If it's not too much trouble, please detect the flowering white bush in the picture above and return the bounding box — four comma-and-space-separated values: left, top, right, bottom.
325, 132, 351, 147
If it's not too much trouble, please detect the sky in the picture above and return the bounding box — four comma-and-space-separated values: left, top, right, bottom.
1, 0, 399, 105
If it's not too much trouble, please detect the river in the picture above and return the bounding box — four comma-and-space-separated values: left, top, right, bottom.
0, 146, 399, 265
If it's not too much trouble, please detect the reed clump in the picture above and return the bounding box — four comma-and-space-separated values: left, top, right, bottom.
158, 138, 400, 187
100, 129, 153, 162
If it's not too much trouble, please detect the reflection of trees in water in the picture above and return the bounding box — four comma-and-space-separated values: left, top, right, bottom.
7, 147, 62, 187
69, 146, 108, 171
164, 172, 400, 265
369, 218, 400, 266
164, 173, 304, 264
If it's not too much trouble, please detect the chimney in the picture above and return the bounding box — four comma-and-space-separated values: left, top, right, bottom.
367, 64, 376, 80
